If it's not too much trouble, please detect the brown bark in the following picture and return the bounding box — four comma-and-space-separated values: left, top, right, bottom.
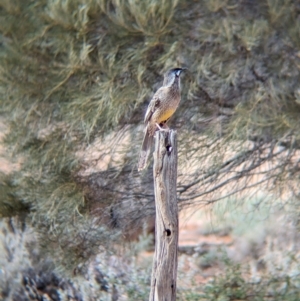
149, 130, 178, 301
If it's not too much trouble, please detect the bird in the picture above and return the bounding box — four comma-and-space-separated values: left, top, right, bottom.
138, 67, 186, 171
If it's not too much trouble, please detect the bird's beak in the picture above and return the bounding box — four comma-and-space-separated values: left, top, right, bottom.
180, 67, 188, 75
178, 67, 188, 76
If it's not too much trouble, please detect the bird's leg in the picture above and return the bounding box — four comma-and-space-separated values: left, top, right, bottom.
161, 120, 169, 130
155, 123, 169, 132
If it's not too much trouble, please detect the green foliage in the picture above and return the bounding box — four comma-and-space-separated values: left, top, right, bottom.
0, 217, 152, 300
0, 172, 29, 217
1, 0, 300, 271
177, 257, 300, 301
202, 259, 300, 301
99, 0, 179, 36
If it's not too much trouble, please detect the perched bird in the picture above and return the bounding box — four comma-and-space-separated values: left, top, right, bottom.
138, 68, 186, 171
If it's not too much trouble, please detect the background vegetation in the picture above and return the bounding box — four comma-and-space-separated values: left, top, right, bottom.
0, 0, 300, 299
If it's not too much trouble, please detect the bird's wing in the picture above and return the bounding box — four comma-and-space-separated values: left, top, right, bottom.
144, 88, 163, 124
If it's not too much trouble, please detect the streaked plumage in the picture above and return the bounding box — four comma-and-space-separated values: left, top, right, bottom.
138, 68, 185, 171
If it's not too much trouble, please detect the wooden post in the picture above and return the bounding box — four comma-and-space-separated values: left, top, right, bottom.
149, 130, 178, 301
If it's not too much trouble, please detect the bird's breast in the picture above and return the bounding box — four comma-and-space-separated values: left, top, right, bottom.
150, 86, 181, 124
156, 107, 177, 123
155, 96, 180, 123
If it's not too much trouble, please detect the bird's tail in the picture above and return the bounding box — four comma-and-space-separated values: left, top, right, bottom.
138, 130, 153, 171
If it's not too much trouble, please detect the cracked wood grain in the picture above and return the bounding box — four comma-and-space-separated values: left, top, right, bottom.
149, 130, 178, 301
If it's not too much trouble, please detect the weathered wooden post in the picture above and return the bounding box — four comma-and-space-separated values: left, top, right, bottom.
149, 129, 178, 301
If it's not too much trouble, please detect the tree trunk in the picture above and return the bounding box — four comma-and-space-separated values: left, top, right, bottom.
149, 130, 178, 301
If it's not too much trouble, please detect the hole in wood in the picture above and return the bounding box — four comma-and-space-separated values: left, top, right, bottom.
166, 145, 172, 154
166, 229, 171, 236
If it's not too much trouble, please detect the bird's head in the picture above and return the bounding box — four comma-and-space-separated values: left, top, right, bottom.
163, 67, 187, 87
